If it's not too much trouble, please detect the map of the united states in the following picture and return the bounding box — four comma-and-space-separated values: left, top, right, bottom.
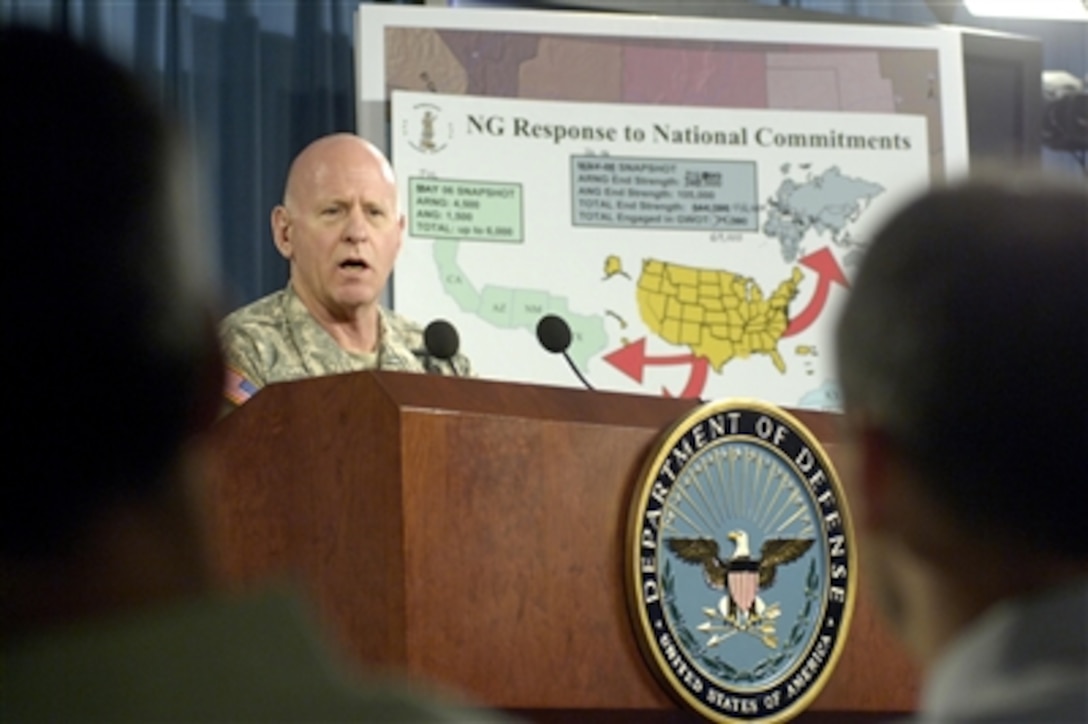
637, 260, 803, 372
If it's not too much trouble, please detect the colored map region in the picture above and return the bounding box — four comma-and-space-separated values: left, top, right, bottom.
433, 241, 608, 370
764, 166, 885, 263
386, 30, 940, 130
636, 260, 803, 373
798, 381, 843, 411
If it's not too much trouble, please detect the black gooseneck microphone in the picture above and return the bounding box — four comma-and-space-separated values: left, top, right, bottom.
536, 314, 595, 391
422, 319, 461, 376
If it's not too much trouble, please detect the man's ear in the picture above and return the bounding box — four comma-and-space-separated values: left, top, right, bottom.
271, 205, 292, 260
394, 213, 406, 256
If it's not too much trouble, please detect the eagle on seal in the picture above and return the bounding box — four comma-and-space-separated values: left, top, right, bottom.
667, 530, 813, 620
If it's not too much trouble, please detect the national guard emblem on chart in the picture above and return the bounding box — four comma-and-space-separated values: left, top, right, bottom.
626, 399, 856, 723
402, 101, 452, 154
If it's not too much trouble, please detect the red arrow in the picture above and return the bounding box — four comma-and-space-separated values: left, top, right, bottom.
604, 337, 698, 383
783, 248, 849, 338
663, 357, 710, 399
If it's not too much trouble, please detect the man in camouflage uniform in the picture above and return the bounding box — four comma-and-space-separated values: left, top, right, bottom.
220, 133, 470, 409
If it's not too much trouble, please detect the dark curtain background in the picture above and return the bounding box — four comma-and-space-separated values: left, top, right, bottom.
0, 0, 414, 310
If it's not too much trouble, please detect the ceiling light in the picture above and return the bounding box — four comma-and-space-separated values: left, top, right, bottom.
964, 0, 1088, 20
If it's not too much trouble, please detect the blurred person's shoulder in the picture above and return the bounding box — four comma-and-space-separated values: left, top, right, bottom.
1, 587, 513, 722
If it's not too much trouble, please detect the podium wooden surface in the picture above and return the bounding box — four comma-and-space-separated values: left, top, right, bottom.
204, 371, 918, 720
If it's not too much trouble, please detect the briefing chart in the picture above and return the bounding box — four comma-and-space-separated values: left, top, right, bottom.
391, 90, 932, 410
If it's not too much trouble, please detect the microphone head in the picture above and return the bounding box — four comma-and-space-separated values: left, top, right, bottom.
536, 314, 572, 354
423, 319, 460, 360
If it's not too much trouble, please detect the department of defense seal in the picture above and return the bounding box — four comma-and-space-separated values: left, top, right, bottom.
626, 399, 856, 723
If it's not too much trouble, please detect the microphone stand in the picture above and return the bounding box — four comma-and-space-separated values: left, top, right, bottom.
562, 350, 595, 391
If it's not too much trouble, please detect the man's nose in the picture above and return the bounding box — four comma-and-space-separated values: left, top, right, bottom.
343, 205, 369, 242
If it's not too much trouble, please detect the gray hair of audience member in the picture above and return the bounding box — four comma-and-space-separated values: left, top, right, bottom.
835, 172, 1087, 558
0, 27, 222, 558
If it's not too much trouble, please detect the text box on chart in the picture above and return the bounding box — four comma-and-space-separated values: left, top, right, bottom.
408, 177, 524, 243
570, 156, 759, 231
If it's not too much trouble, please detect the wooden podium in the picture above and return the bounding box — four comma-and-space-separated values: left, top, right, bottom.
204, 371, 918, 721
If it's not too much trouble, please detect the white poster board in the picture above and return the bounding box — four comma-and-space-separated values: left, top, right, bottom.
356, 5, 968, 409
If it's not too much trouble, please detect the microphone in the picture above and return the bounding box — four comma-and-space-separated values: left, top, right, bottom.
422, 319, 461, 376
536, 314, 595, 391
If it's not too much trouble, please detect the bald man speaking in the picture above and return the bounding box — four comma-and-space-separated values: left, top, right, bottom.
220, 134, 470, 410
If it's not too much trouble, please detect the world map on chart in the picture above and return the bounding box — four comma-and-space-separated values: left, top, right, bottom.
764, 165, 886, 263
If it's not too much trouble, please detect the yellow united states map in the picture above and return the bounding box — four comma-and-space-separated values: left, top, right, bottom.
637, 260, 803, 372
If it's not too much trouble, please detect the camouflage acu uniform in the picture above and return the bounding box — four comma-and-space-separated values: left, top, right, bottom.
219, 285, 470, 408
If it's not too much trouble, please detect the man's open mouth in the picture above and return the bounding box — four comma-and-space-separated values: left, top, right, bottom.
340, 259, 370, 270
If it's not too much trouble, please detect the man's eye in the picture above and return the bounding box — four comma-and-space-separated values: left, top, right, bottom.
322, 207, 340, 216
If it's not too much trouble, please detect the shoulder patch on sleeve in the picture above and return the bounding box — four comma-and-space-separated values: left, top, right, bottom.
224, 365, 259, 406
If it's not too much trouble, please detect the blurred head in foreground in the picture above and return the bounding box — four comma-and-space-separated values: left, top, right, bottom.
1, 24, 222, 628
835, 170, 1087, 720
0, 27, 507, 724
